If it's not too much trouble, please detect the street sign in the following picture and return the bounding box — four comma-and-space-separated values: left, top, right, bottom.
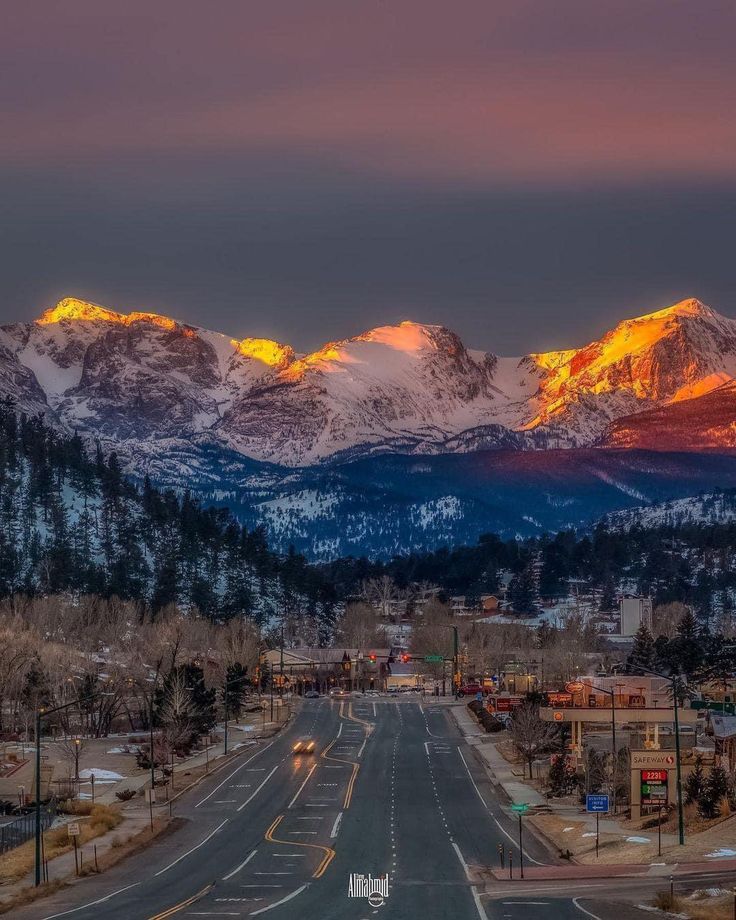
424, 655, 443, 663
586, 794, 610, 813
67, 822, 81, 837
510, 803, 529, 814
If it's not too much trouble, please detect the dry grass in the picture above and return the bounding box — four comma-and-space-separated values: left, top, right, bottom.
654, 888, 736, 920
0, 804, 122, 884
0, 878, 66, 915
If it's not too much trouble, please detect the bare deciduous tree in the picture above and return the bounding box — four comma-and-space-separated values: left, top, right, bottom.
510, 703, 559, 778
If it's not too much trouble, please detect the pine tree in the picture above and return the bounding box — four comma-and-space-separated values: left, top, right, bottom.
698, 764, 729, 819
684, 754, 704, 805
627, 624, 655, 674
508, 564, 537, 614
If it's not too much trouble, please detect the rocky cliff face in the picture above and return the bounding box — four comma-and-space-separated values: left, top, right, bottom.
1, 295, 736, 472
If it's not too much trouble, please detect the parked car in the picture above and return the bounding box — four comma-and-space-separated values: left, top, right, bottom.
304, 690, 320, 698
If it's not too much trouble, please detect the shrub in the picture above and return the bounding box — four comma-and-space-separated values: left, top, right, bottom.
115, 789, 136, 802
653, 891, 676, 911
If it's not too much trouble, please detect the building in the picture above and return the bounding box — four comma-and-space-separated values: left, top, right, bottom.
619, 595, 653, 637
480, 595, 501, 613
262, 648, 392, 693
712, 714, 736, 770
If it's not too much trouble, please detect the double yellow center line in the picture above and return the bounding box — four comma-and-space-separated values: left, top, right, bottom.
265, 814, 336, 878
147, 883, 214, 919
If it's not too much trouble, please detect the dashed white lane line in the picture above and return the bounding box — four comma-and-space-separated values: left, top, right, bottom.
221, 847, 257, 881
288, 763, 317, 808
237, 763, 281, 812
250, 883, 310, 916
195, 740, 277, 808
330, 811, 344, 838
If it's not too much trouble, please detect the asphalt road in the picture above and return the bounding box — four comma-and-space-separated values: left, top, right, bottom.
16, 698, 734, 920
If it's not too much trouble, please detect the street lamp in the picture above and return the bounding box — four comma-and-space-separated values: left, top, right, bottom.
126, 676, 158, 801
569, 679, 618, 814
73, 738, 81, 786
35, 693, 98, 886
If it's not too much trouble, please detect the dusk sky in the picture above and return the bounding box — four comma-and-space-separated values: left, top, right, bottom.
2, 0, 736, 354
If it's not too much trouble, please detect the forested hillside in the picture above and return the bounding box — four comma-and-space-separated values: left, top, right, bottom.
327, 519, 736, 625
0, 401, 337, 637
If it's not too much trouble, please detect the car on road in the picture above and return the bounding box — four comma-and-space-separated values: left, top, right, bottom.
293, 739, 316, 755
304, 690, 320, 698
459, 682, 483, 696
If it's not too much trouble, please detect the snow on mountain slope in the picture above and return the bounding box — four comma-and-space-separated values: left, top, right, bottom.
521, 298, 736, 443
217, 321, 538, 464
602, 489, 736, 531
1, 295, 736, 471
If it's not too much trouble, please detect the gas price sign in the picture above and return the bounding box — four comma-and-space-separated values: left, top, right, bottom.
640, 769, 668, 805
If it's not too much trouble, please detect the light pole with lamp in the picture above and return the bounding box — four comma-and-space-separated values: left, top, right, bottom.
638, 667, 687, 846
568, 679, 618, 814
35, 693, 100, 887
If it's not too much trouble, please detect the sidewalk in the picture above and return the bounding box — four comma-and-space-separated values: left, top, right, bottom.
0, 706, 296, 912
450, 703, 546, 807
94, 709, 291, 805
450, 703, 688, 863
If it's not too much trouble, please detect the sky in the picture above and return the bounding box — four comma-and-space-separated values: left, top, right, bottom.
2, 0, 736, 355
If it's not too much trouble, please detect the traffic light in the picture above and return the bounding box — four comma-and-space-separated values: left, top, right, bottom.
401, 654, 411, 663
369, 653, 377, 663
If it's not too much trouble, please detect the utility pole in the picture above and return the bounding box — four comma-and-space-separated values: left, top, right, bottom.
224, 672, 250, 755
36, 693, 100, 886
279, 621, 285, 699
672, 676, 685, 846
452, 625, 460, 694
639, 667, 686, 846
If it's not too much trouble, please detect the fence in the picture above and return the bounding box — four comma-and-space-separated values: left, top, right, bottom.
0, 799, 57, 855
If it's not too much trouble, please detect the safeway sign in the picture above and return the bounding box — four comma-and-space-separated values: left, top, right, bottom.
631, 751, 675, 769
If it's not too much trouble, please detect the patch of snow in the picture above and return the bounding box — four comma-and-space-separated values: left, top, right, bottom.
705, 847, 736, 858
79, 768, 125, 781
625, 836, 651, 844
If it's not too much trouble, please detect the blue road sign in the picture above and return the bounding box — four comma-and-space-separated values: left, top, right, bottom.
586, 794, 610, 813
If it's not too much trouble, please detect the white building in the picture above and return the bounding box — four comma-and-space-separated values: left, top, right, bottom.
619, 595, 653, 637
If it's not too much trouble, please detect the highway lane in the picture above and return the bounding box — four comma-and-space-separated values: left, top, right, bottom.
24, 699, 340, 920
17, 696, 708, 920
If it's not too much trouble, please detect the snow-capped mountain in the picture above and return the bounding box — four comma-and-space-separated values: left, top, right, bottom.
1, 294, 736, 556
3, 295, 736, 470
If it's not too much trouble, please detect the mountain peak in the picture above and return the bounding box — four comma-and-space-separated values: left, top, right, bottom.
630, 298, 716, 324
37, 297, 125, 325
38, 297, 185, 329
231, 337, 294, 368
355, 320, 448, 353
